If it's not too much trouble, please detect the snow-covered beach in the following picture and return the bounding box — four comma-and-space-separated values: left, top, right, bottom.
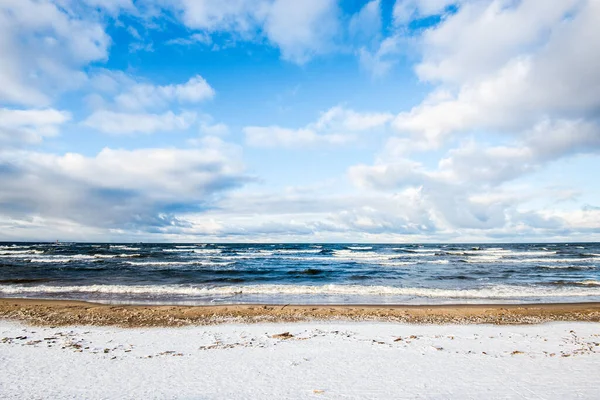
2, 319, 599, 399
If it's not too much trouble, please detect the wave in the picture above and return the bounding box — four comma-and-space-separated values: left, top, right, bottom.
93, 253, 142, 258
576, 280, 600, 286
124, 261, 235, 267
109, 245, 141, 251
550, 280, 600, 287
463, 256, 503, 263
447, 250, 557, 257
538, 265, 596, 270
346, 246, 373, 251
0, 250, 44, 255
162, 248, 196, 253
162, 248, 222, 255
0, 245, 32, 250
1, 253, 143, 263
392, 248, 438, 254
2, 283, 600, 298
333, 250, 390, 259
465, 257, 598, 264
272, 249, 323, 254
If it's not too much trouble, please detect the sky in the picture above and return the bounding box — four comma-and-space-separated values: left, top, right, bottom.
0, 0, 599, 243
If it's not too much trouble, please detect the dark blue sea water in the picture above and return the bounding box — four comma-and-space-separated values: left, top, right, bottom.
1, 242, 600, 305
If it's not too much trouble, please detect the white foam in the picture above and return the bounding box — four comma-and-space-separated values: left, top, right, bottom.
392, 248, 439, 253
333, 250, 392, 261
0, 249, 44, 255
464, 255, 503, 263
466, 257, 597, 264
162, 248, 196, 252
1, 253, 143, 263
92, 253, 141, 258
193, 249, 222, 254
538, 265, 596, 270
272, 249, 322, 254
2, 283, 600, 298
109, 245, 141, 251
347, 246, 373, 250
124, 261, 235, 267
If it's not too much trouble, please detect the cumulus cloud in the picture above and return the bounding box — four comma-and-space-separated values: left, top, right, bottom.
166, 32, 213, 46
161, 0, 340, 64
350, 0, 600, 236
244, 126, 351, 148
114, 75, 215, 111
351, 118, 600, 190
168, 0, 269, 33
0, 108, 71, 144
0, 138, 249, 234
358, 35, 403, 77
0, 0, 111, 106
82, 72, 216, 134
263, 0, 340, 64
81, 0, 135, 14
349, 0, 382, 42
414, 0, 582, 84
83, 110, 196, 135
245, 106, 393, 148
393, 0, 600, 148
393, 0, 457, 24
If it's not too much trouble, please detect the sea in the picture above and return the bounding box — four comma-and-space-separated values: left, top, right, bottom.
1, 242, 600, 305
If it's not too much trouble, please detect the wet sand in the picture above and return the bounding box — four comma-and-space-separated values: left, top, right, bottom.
1, 298, 600, 327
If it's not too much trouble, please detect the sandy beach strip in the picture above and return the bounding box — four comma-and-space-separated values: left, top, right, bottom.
1, 298, 600, 326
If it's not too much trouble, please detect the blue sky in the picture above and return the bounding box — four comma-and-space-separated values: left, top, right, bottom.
1, 0, 599, 242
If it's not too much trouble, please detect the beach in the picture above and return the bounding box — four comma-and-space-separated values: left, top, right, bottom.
2, 242, 600, 398
1, 299, 600, 398
1, 298, 600, 326
1, 314, 600, 399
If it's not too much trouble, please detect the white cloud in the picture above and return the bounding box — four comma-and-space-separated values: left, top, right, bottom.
390, 0, 600, 150
263, 0, 340, 63
199, 122, 229, 136
351, 119, 600, 190
0, 139, 248, 234
393, 0, 457, 24
244, 126, 351, 148
163, 0, 341, 64
82, 0, 135, 14
244, 106, 392, 148
82, 73, 216, 134
114, 75, 215, 111
415, 0, 581, 84
0, 0, 111, 106
316, 106, 393, 131
0, 108, 71, 144
358, 35, 403, 77
83, 110, 196, 134
348, 115, 600, 238
349, 0, 382, 41
166, 32, 213, 46
172, 0, 270, 33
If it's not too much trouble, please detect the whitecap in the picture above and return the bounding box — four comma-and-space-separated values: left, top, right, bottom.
3, 283, 600, 298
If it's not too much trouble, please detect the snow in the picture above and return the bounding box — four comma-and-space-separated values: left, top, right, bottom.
1, 321, 599, 399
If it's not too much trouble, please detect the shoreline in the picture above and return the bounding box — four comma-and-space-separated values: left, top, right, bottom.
2, 298, 600, 327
